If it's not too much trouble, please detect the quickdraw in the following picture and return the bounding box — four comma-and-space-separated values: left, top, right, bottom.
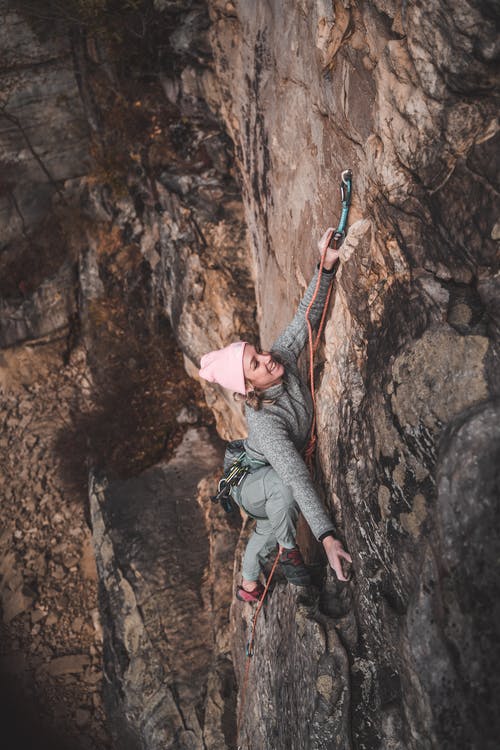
333, 169, 353, 242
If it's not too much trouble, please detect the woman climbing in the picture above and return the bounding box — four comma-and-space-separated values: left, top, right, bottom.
199, 227, 352, 603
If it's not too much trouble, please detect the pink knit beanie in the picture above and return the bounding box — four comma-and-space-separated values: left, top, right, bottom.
199, 341, 247, 395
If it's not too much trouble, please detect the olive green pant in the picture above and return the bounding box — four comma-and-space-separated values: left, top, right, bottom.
233, 465, 299, 581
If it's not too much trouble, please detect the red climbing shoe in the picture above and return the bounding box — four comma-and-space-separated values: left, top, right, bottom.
236, 582, 265, 603
279, 547, 311, 586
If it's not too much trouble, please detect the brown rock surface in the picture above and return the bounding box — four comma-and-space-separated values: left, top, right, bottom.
207, 1, 499, 748
1, 0, 499, 749
1, 2, 248, 746
89, 427, 240, 749
0, 341, 108, 749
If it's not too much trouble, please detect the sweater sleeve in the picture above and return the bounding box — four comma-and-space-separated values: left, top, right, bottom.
246, 410, 335, 540
272, 265, 336, 362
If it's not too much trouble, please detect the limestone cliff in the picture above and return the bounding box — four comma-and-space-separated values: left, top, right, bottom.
0, 1, 499, 749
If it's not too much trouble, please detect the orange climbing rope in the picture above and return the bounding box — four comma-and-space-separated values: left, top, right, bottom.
304, 231, 338, 474
236, 172, 351, 746
236, 544, 282, 739
305, 169, 352, 474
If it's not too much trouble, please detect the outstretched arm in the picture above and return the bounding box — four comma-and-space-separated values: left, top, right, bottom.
316, 228, 352, 580
272, 228, 340, 361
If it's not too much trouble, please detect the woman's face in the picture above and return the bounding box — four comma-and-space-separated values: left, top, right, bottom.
242, 344, 284, 390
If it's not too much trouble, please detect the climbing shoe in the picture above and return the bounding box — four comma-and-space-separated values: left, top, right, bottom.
279, 547, 311, 586
236, 582, 265, 603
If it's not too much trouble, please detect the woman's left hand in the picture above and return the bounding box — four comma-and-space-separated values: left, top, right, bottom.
322, 536, 352, 581
318, 227, 340, 270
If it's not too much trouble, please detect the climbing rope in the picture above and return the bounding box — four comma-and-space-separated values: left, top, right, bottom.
236, 544, 282, 740
305, 169, 352, 474
236, 170, 352, 747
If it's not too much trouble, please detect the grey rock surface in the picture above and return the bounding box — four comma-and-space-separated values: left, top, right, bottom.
0, 259, 76, 348
89, 427, 238, 750
0, 0, 89, 238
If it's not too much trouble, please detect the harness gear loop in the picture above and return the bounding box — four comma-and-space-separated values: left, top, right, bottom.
211, 451, 249, 513
304, 169, 352, 474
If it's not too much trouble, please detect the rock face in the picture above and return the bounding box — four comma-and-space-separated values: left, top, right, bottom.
207, 1, 500, 749
89, 427, 239, 750
0, 2, 251, 746
0, 339, 109, 750
1, 0, 499, 749
0, 1, 89, 235
0, 0, 88, 346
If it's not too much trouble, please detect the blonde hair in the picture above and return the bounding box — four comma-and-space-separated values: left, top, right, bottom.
234, 379, 276, 411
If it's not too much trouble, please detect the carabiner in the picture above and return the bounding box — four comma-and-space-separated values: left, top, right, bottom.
340, 169, 352, 205
341, 169, 352, 185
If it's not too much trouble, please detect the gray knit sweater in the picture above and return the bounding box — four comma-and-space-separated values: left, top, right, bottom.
244, 267, 336, 540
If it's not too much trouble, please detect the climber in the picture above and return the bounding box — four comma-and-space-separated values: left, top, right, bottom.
199, 227, 352, 603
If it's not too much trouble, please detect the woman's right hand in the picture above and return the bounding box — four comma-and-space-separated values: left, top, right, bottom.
319, 219, 371, 267
318, 227, 340, 270
322, 536, 352, 581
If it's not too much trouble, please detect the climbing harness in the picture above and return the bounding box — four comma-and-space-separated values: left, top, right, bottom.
304, 169, 352, 473
212, 440, 269, 514
211, 451, 249, 513
236, 170, 353, 746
